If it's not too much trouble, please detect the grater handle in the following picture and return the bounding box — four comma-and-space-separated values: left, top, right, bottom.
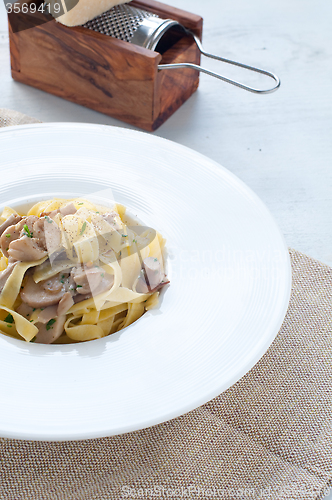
158, 33, 280, 94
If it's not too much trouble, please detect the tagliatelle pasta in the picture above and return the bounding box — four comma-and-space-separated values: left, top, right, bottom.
0, 198, 169, 344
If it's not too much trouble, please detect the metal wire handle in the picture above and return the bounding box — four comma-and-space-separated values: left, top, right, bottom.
158, 32, 280, 94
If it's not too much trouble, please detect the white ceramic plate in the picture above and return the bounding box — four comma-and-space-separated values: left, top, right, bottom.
0, 123, 291, 441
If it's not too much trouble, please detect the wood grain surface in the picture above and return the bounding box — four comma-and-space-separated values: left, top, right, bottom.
10, 20, 161, 129
7, 21, 19, 72
8, 0, 203, 130
156, 36, 200, 130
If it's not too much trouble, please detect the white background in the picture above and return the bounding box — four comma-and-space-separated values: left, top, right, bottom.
0, 0, 332, 492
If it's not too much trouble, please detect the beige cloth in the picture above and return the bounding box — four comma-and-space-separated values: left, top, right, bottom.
0, 111, 332, 500
0, 108, 40, 127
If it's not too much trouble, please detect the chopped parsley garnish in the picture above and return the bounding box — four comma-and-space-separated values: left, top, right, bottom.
44, 216, 53, 223
101, 273, 104, 278
79, 221, 87, 235
5, 248, 8, 252
32, 308, 36, 312
122, 234, 128, 238
46, 319, 56, 331
76, 285, 82, 288
95, 211, 100, 214
7, 325, 12, 328
5, 233, 11, 238
78, 202, 84, 205
154, 258, 158, 262
23, 224, 33, 238
4, 313, 14, 324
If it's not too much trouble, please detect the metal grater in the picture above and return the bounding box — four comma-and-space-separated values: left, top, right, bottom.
83, 4, 159, 44
82, 4, 280, 94
83, 4, 181, 52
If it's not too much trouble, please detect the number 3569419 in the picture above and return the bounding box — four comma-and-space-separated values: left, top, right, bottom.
5, 3, 62, 14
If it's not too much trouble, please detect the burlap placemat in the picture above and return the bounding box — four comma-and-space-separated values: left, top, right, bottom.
1, 111, 332, 500
0, 108, 40, 127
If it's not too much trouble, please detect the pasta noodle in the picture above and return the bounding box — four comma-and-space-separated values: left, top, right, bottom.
0, 198, 169, 344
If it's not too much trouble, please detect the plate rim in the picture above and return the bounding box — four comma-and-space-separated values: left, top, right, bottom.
0, 122, 292, 440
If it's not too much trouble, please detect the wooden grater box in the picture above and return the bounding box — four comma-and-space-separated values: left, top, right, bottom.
8, 0, 203, 131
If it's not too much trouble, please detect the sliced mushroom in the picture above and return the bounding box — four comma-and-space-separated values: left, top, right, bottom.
136, 257, 164, 293
71, 265, 104, 294
0, 219, 26, 257
8, 236, 48, 262
40, 210, 59, 220
32, 218, 47, 249
59, 203, 77, 216
19, 215, 39, 236
33, 216, 61, 256
15, 301, 34, 320
34, 315, 66, 344
0, 213, 22, 236
57, 292, 74, 316
0, 216, 39, 258
20, 272, 67, 308
88, 274, 114, 296
37, 305, 59, 324
73, 293, 92, 304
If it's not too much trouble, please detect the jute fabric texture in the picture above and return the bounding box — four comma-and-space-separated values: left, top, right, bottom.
0, 252, 331, 500
0, 112, 332, 500
0, 108, 40, 127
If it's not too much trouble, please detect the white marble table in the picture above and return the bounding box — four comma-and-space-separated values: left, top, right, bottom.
1, 0, 332, 496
